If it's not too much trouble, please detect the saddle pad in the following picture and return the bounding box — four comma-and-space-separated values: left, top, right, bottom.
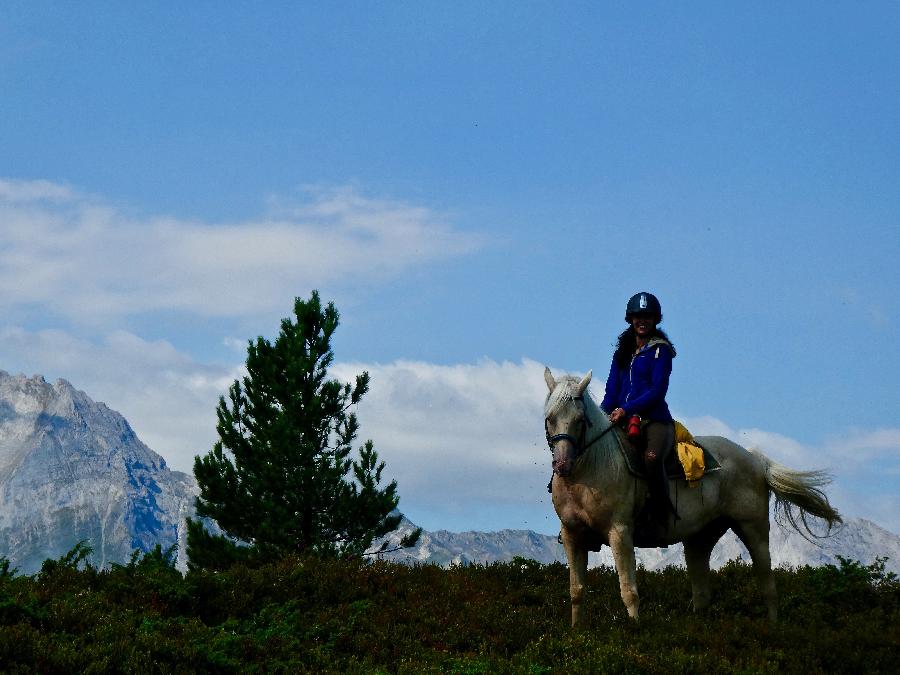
614, 428, 721, 481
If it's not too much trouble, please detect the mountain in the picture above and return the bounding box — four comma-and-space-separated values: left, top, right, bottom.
0, 372, 197, 573
373, 515, 566, 566
374, 514, 900, 575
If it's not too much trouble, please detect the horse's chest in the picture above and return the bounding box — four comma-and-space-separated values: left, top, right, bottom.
553, 485, 612, 532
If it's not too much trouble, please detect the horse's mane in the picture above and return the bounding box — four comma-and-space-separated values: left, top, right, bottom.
545, 375, 623, 480
543, 376, 580, 418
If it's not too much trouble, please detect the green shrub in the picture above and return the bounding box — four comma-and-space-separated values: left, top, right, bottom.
0, 553, 896, 672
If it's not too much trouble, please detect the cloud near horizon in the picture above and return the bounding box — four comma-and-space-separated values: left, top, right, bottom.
0, 179, 480, 321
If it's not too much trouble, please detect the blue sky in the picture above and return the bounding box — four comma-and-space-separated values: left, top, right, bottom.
1, 3, 898, 536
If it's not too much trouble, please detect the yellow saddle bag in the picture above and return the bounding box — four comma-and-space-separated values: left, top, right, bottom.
674, 420, 705, 486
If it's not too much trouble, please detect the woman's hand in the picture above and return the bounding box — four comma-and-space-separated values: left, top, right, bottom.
609, 407, 626, 424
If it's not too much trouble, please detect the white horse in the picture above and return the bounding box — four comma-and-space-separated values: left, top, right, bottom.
543, 368, 841, 627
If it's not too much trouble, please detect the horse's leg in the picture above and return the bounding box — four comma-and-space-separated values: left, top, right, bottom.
733, 519, 778, 622
683, 521, 729, 613
560, 527, 589, 628
608, 523, 639, 619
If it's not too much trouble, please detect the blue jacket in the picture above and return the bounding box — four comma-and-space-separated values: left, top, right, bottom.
600, 337, 674, 422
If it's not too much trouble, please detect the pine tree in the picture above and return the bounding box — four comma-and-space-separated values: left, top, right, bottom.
186, 291, 420, 570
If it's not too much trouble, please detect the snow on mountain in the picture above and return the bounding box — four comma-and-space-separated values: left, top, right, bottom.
0, 371, 197, 573
375, 514, 900, 575
374, 514, 566, 567
588, 517, 900, 574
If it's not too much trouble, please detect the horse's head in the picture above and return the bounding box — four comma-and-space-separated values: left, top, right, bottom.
543, 367, 592, 477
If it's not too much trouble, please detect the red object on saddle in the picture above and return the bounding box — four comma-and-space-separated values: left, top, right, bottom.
627, 415, 642, 440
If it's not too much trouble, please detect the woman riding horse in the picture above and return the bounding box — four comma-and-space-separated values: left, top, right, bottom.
544, 365, 841, 626
601, 291, 676, 538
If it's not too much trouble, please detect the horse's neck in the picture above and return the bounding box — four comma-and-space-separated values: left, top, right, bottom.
584, 400, 611, 439
580, 399, 625, 478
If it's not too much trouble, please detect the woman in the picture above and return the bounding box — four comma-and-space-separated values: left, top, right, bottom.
600, 291, 677, 534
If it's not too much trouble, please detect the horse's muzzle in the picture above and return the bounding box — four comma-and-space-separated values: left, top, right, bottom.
552, 443, 576, 477
552, 461, 571, 478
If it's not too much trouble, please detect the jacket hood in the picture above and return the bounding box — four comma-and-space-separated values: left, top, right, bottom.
644, 336, 676, 358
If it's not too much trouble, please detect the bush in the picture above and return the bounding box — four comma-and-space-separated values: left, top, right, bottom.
0, 553, 896, 672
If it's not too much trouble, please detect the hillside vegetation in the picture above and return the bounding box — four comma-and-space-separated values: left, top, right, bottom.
0, 545, 897, 673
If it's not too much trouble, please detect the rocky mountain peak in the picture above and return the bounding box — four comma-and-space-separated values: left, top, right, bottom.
0, 370, 195, 572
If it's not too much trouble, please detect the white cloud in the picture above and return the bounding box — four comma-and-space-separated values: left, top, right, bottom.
0, 179, 480, 321
823, 428, 900, 461
0, 179, 77, 203
334, 357, 551, 471
328, 358, 558, 530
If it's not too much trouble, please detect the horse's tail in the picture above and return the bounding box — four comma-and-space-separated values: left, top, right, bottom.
750, 449, 843, 538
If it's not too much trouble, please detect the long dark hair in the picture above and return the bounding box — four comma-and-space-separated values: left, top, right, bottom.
613, 325, 676, 369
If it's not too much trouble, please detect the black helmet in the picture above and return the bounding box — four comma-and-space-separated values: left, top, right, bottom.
625, 292, 662, 323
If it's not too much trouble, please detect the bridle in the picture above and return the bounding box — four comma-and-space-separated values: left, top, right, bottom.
545, 395, 618, 462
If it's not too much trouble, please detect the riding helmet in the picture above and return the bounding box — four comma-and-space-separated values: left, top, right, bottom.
625, 292, 662, 322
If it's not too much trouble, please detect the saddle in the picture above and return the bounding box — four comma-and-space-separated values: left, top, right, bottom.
615, 420, 721, 484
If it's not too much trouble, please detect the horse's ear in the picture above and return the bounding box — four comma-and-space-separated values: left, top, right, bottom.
576, 370, 592, 397
544, 367, 556, 392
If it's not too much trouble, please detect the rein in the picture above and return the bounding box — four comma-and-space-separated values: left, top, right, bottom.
545, 396, 618, 460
